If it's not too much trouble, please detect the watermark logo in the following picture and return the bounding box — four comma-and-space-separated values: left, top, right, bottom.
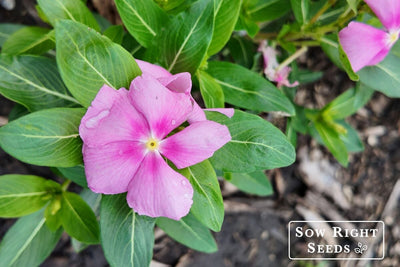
288, 221, 384, 260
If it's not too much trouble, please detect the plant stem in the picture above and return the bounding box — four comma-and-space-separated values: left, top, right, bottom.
276, 46, 308, 72
307, 0, 338, 27
61, 179, 71, 191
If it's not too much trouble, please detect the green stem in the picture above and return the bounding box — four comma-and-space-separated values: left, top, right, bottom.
61, 179, 71, 191
276, 46, 308, 72
306, 0, 338, 27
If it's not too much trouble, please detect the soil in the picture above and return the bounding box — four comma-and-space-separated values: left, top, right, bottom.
1, 1, 400, 267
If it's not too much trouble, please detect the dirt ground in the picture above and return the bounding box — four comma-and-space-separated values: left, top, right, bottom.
1, 1, 400, 267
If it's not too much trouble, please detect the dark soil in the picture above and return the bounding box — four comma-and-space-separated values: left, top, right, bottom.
1, 1, 400, 267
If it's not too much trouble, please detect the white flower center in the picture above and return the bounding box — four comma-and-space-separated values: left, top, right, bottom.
146, 138, 159, 151
387, 30, 399, 46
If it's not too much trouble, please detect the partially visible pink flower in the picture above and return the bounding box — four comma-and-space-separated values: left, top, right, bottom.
79, 74, 231, 220
136, 60, 234, 122
339, 0, 400, 72
258, 41, 299, 88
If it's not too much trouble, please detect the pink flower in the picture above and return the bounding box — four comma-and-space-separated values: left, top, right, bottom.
339, 0, 400, 72
79, 72, 231, 220
258, 41, 299, 88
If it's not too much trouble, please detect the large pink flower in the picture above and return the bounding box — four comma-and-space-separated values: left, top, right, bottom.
339, 0, 400, 72
79, 72, 231, 220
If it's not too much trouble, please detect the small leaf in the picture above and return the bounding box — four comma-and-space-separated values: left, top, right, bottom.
291, 0, 310, 25
0, 23, 24, 47
206, 61, 295, 115
0, 174, 61, 218
346, 0, 358, 13
320, 34, 343, 69
100, 194, 155, 267
156, 212, 217, 253
0, 210, 63, 267
198, 70, 224, 108
146, 0, 214, 74
60, 192, 100, 244
57, 165, 87, 187
55, 20, 141, 107
37, 0, 100, 31
2, 27, 54, 55
44, 196, 63, 231
114, 0, 168, 48
206, 110, 296, 172
339, 42, 359, 81
0, 55, 79, 112
0, 108, 85, 167
186, 160, 224, 232
227, 35, 256, 68
338, 120, 364, 152
245, 0, 291, 22
226, 171, 273, 196
103, 25, 124, 44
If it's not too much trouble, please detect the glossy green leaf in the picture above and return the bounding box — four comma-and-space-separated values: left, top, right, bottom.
101, 194, 155, 267
156, 212, 217, 253
0, 23, 24, 47
147, 0, 214, 74
55, 20, 141, 107
37, 0, 100, 31
227, 35, 256, 68
44, 196, 63, 231
103, 25, 124, 44
115, 0, 168, 48
291, 0, 309, 25
0, 174, 61, 218
0, 108, 85, 167
57, 165, 87, 187
338, 120, 364, 152
61, 192, 100, 244
93, 13, 112, 32
186, 160, 224, 232
198, 70, 224, 108
207, 0, 242, 56
0, 55, 79, 112
339, 42, 359, 81
8, 104, 29, 121
2, 27, 54, 55
0, 210, 63, 267
206, 61, 295, 115
225, 171, 273, 196
245, 0, 291, 22
358, 51, 400, 97
320, 34, 342, 69
207, 110, 296, 172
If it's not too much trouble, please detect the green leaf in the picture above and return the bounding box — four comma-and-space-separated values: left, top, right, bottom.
0, 108, 85, 167
37, 0, 100, 31
103, 25, 125, 44
346, 0, 358, 13
55, 20, 141, 107
60, 192, 100, 244
358, 51, 400, 97
156, 212, 217, 253
206, 110, 296, 172
227, 35, 256, 68
235, 14, 260, 37
72, 189, 101, 252
8, 104, 29, 122
0, 174, 61, 218
0, 23, 24, 47
339, 42, 359, 81
44, 196, 63, 231
0, 55, 79, 112
206, 61, 295, 115
338, 120, 364, 152
57, 165, 87, 187
93, 13, 112, 32
186, 160, 224, 232
147, 0, 214, 74
198, 70, 224, 108
0, 210, 63, 267
320, 34, 342, 69
290, 0, 310, 25
245, 0, 291, 22
2, 27, 54, 55
207, 0, 242, 56
225, 171, 273, 196
313, 120, 348, 166
114, 0, 168, 48
100, 194, 155, 267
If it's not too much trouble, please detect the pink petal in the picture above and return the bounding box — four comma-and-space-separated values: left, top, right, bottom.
187, 102, 207, 123
158, 72, 192, 94
135, 59, 172, 79
79, 85, 149, 147
159, 121, 231, 169
126, 152, 193, 220
129, 74, 193, 139
204, 108, 235, 118
365, 0, 400, 32
339, 22, 390, 72
83, 141, 146, 194
275, 67, 299, 88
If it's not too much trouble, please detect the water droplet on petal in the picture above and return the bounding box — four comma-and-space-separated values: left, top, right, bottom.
171, 120, 176, 125
184, 193, 190, 199
85, 110, 110, 129
181, 180, 187, 186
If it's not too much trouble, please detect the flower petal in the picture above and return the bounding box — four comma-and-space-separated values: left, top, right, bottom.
158, 72, 192, 94
204, 108, 235, 118
126, 152, 193, 220
135, 59, 172, 79
79, 85, 149, 147
129, 74, 193, 139
187, 102, 207, 123
159, 121, 231, 169
83, 141, 146, 194
365, 0, 400, 32
339, 22, 390, 72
